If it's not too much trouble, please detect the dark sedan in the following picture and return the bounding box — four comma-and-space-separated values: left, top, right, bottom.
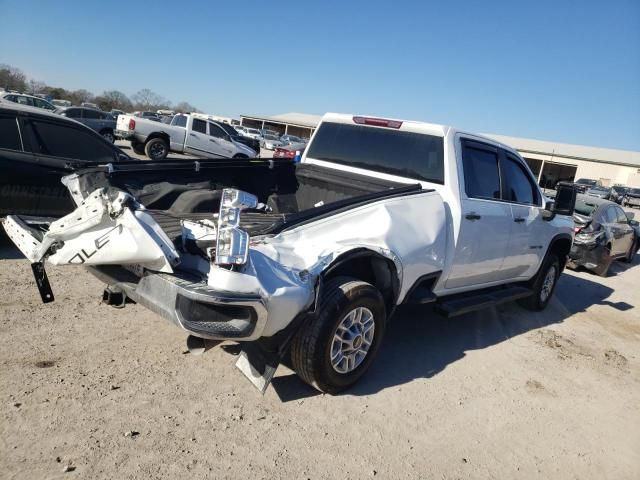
213, 121, 260, 156
568, 195, 637, 276
0, 103, 132, 218
622, 187, 640, 208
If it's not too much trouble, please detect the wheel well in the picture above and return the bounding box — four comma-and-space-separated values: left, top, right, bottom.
146, 132, 170, 145
233, 153, 248, 159
320, 249, 399, 315
99, 128, 113, 134
549, 236, 571, 270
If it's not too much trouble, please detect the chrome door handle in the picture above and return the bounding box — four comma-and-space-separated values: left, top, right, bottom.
465, 213, 481, 221
514, 217, 526, 223
189, 133, 197, 137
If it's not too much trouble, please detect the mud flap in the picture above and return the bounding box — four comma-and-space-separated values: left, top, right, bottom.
235, 343, 280, 394
31, 262, 54, 303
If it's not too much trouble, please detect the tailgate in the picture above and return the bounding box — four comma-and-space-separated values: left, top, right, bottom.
117, 114, 134, 132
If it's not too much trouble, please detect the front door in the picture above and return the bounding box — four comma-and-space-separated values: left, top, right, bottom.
445, 139, 512, 289
185, 118, 216, 157
500, 151, 547, 279
207, 122, 235, 158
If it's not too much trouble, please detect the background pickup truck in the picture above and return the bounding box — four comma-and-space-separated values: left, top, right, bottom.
116, 112, 257, 160
3, 113, 576, 395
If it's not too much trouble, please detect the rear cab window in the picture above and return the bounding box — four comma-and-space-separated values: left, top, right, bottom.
192, 118, 207, 134
305, 122, 445, 184
461, 141, 500, 200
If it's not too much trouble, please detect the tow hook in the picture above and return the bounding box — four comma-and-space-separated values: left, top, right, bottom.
186, 335, 221, 355
102, 287, 128, 308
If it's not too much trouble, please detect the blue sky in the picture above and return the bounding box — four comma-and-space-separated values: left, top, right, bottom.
1, 0, 638, 150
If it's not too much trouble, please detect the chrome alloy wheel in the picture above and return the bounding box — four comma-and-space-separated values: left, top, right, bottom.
540, 264, 557, 303
330, 306, 375, 374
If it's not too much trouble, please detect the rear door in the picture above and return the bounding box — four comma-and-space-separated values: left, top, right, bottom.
82, 109, 103, 132
500, 150, 547, 278
445, 139, 513, 289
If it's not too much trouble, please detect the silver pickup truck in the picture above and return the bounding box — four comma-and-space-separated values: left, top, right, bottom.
3, 113, 576, 395
116, 112, 256, 160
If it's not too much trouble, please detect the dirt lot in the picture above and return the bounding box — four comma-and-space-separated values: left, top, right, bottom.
1, 237, 638, 480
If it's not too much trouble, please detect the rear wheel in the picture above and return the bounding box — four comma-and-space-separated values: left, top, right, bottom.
290, 277, 386, 394
519, 254, 560, 311
145, 138, 168, 160
593, 245, 612, 277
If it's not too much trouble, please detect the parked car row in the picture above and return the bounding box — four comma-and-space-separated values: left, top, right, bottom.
234, 126, 309, 150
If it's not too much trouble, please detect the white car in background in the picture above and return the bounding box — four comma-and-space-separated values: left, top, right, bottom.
242, 128, 262, 140
261, 134, 284, 150
1, 92, 57, 111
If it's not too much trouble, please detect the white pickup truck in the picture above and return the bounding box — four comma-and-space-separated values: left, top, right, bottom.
3, 113, 576, 394
116, 113, 257, 160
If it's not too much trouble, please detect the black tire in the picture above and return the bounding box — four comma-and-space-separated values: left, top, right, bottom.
233, 153, 248, 159
519, 254, 561, 311
290, 277, 386, 394
145, 138, 168, 160
593, 245, 612, 277
131, 141, 145, 155
101, 130, 115, 143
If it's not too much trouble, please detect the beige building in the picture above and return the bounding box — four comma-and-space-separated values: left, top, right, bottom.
240, 112, 640, 187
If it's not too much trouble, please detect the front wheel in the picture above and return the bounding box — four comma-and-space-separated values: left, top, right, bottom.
145, 138, 169, 160
101, 130, 115, 143
290, 277, 386, 394
519, 254, 560, 311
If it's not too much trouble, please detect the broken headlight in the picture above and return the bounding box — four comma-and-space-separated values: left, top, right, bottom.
215, 188, 257, 266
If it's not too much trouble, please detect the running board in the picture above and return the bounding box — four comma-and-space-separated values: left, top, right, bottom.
434, 286, 532, 318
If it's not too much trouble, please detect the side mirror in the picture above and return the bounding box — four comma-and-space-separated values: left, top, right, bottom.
544, 183, 576, 220
552, 183, 576, 216
626, 211, 635, 221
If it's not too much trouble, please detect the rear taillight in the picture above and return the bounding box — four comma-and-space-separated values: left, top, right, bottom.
274, 148, 296, 159
128, 118, 136, 130
353, 116, 402, 129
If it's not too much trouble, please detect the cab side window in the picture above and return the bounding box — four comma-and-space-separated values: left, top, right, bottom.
501, 154, 540, 205
462, 141, 501, 200
192, 118, 207, 134
208, 123, 226, 138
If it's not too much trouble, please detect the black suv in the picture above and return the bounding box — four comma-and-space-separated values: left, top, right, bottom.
0, 102, 132, 217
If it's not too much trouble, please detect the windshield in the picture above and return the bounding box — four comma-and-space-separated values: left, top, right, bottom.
218, 123, 237, 135
576, 179, 596, 185
306, 121, 445, 184
264, 134, 279, 140
629, 188, 640, 195
574, 199, 598, 217
612, 186, 627, 192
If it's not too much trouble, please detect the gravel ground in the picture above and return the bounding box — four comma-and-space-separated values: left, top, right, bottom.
1, 233, 639, 479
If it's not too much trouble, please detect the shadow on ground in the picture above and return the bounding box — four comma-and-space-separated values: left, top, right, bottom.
272, 269, 624, 401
